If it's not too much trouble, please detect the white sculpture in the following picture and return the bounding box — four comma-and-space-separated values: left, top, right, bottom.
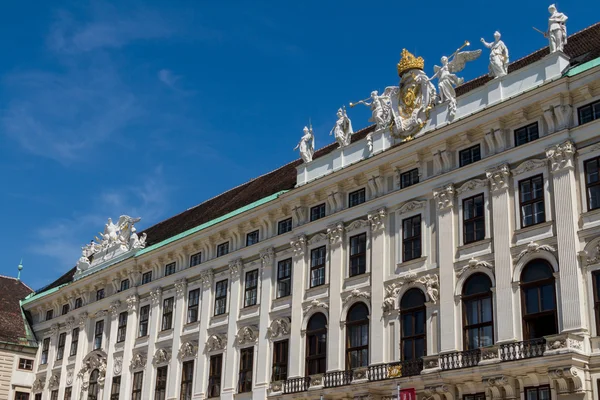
481, 31, 509, 78
330, 107, 353, 148
547, 4, 568, 53
294, 126, 315, 163
429, 44, 481, 119
351, 90, 392, 130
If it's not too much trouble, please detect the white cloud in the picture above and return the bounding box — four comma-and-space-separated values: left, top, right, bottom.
158, 69, 180, 89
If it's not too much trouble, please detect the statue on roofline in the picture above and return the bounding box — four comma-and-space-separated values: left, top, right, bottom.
294, 125, 315, 163
330, 106, 353, 148
546, 4, 568, 53
481, 31, 509, 78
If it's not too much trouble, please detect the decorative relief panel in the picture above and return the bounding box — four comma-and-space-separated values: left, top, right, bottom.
266, 317, 291, 340
205, 333, 227, 352
235, 326, 259, 346
178, 341, 199, 359
152, 348, 171, 366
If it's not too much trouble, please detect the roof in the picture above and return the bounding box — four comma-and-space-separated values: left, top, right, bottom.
35, 23, 600, 296
0, 275, 35, 345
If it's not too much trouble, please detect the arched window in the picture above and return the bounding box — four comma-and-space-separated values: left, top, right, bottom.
346, 303, 369, 369
400, 289, 426, 361
306, 313, 327, 375
520, 259, 558, 339
462, 273, 493, 349
88, 369, 99, 400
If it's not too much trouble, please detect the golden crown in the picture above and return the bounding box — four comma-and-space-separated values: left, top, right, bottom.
397, 49, 425, 76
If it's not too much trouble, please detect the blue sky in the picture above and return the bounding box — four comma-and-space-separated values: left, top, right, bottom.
0, 0, 597, 290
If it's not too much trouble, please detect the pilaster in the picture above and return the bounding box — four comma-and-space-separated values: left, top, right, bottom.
167, 278, 188, 399
193, 269, 214, 399
326, 221, 344, 371
288, 235, 307, 378
368, 208, 387, 364
143, 286, 163, 399
221, 259, 243, 400
254, 247, 275, 399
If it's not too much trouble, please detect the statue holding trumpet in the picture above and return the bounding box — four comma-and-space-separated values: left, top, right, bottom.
350, 90, 392, 131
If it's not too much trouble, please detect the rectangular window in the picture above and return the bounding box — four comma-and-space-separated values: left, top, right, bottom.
208, 354, 222, 398
46, 309, 53, 320
349, 233, 367, 277
214, 280, 228, 316
402, 215, 422, 262
190, 252, 202, 267
593, 271, 600, 336
61, 304, 70, 315
18, 358, 33, 370
56, 332, 66, 360
272, 339, 289, 381
63, 387, 72, 400
41, 337, 50, 364
180, 361, 194, 400
463, 394, 486, 400
310, 246, 326, 287
348, 188, 366, 207
120, 279, 130, 291
310, 203, 326, 222
400, 168, 419, 189
238, 347, 254, 393
35, 395, 42, 400
246, 230, 259, 246
155, 366, 168, 400
578, 99, 600, 125
244, 270, 258, 307
117, 312, 127, 342
187, 289, 200, 323
524, 385, 550, 400
459, 144, 481, 167
165, 262, 176, 276
278, 218, 293, 235
96, 288, 105, 301
276, 258, 292, 298
217, 242, 229, 257
110, 376, 121, 400
50, 391, 58, 400
132, 371, 143, 400
585, 156, 600, 211
70, 328, 79, 356
142, 271, 152, 284
162, 297, 174, 330
74, 297, 82, 309
514, 122, 539, 147
463, 194, 485, 244
94, 320, 104, 350
519, 174, 545, 227
139, 305, 150, 337
15, 392, 30, 400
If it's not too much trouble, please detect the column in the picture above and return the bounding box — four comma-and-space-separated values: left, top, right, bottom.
103, 301, 121, 399
327, 221, 344, 371
221, 259, 243, 400
546, 141, 587, 332
288, 235, 307, 378
122, 294, 139, 399
144, 287, 163, 399
486, 164, 516, 342
433, 184, 458, 352
71, 312, 89, 397
193, 270, 214, 399
59, 317, 76, 400
368, 208, 387, 364
254, 248, 275, 398
168, 279, 188, 399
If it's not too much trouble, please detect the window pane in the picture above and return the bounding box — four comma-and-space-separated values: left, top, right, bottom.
525, 288, 540, 314
541, 284, 556, 311
481, 297, 492, 322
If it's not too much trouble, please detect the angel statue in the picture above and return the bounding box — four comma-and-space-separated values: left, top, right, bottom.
330, 107, 353, 148
429, 44, 481, 119
546, 4, 567, 53
481, 31, 509, 78
351, 90, 391, 130
294, 126, 315, 163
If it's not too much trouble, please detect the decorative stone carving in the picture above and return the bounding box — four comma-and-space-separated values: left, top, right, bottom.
153, 348, 171, 365
267, 317, 291, 340
484, 375, 516, 400
512, 158, 547, 175
113, 356, 123, 376
546, 4, 568, 53
486, 163, 510, 192
353, 367, 368, 381
433, 184, 455, 210
259, 247, 275, 265
78, 312, 88, 327
32, 377, 45, 392
330, 106, 353, 148
456, 258, 494, 278
294, 126, 315, 163
150, 287, 163, 304
554, 104, 572, 130
178, 341, 198, 359
130, 353, 147, 370
235, 326, 259, 346
290, 235, 307, 256
327, 222, 344, 244
546, 140, 576, 172
48, 374, 60, 389
368, 207, 387, 231
345, 219, 370, 233
200, 269, 214, 289
79, 350, 107, 389
480, 346, 499, 360
308, 232, 328, 245
351, 90, 392, 131
303, 299, 329, 317
343, 289, 370, 305
270, 380, 283, 393
94, 310, 108, 318
548, 367, 583, 395
457, 179, 488, 195
206, 334, 227, 352
309, 373, 324, 387
66, 368, 74, 385
229, 258, 243, 278
398, 200, 426, 215
424, 384, 455, 400
383, 273, 440, 312
126, 295, 138, 311
515, 241, 556, 263
109, 301, 121, 315
66, 316, 76, 329
174, 278, 187, 296
50, 323, 60, 336
481, 31, 509, 78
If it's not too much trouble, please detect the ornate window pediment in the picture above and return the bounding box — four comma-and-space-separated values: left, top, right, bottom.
153, 348, 171, 366
178, 340, 199, 359
78, 350, 107, 390
267, 317, 291, 340
205, 333, 227, 353
235, 326, 259, 346
129, 352, 147, 371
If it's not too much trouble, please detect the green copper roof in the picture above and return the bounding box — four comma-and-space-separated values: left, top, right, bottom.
566, 56, 600, 77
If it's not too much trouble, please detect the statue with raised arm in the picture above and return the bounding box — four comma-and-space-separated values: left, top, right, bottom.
350, 90, 391, 130
294, 126, 315, 163
481, 31, 509, 78
546, 4, 568, 53
430, 43, 481, 119
330, 107, 353, 148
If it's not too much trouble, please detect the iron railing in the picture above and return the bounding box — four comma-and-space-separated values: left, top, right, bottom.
500, 338, 546, 361
439, 349, 481, 370
324, 370, 353, 388
282, 377, 310, 394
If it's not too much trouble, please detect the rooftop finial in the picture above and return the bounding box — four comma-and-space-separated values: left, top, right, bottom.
17, 258, 23, 281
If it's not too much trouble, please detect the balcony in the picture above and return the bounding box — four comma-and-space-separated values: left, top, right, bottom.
439, 349, 481, 370
367, 359, 423, 381
324, 370, 353, 388
282, 377, 310, 394
500, 338, 546, 361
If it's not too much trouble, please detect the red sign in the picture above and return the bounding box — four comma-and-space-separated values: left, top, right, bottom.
400, 388, 416, 400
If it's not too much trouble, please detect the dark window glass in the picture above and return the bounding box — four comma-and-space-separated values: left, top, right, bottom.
402, 215, 421, 262
310, 203, 326, 222
514, 122, 539, 146
349, 233, 367, 276
346, 303, 369, 369
519, 175, 545, 227
132, 371, 143, 400
524, 385, 551, 400
187, 289, 200, 323
578, 100, 600, 125
463, 274, 494, 349
238, 347, 253, 393
400, 289, 426, 361
181, 361, 194, 400
139, 305, 150, 337
208, 354, 223, 398
70, 328, 79, 356
521, 260, 558, 339
35, 395, 41, 400
459, 144, 481, 167
272, 340, 289, 381
155, 366, 168, 400
463, 194, 485, 244
165, 262, 176, 276
306, 313, 327, 375
41, 337, 50, 364
594, 271, 600, 336
46, 309, 53, 320
348, 188, 366, 207
117, 312, 127, 342
74, 297, 83, 309
110, 376, 121, 400
63, 387, 72, 400
120, 279, 130, 291
310, 246, 326, 287
162, 297, 174, 330
217, 242, 229, 257
94, 320, 104, 350
96, 289, 105, 301
401, 168, 419, 189
88, 369, 99, 400
246, 230, 260, 246
215, 280, 228, 315
50, 391, 58, 400
56, 332, 66, 360
142, 271, 152, 285
15, 392, 30, 400
18, 358, 33, 370
61, 304, 69, 315
190, 252, 202, 267
463, 393, 486, 400
278, 218, 293, 235
585, 157, 600, 211
277, 258, 292, 298
244, 270, 259, 307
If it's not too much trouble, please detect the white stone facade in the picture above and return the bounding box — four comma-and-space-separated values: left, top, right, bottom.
21, 36, 600, 400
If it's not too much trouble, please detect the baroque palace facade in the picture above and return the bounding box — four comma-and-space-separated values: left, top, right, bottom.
19, 14, 600, 400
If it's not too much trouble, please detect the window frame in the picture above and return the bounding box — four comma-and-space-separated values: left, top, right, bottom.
310, 203, 326, 222
110, 376, 121, 400
462, 194, 486, 244
462, 274, 494, 350
578, 99, 600, 125
345, 303, 369, 369
18, 358, 34, 371
402, 214, 422, 262
207, 354, 223, 398
216, 241, 230, 257
463, 393, 486, 400
305, 313, 327, 376
400, 168, 419, 189
277, 218, 293, 235
348, 188, 366, 208
523, 385, 551, 400
214, 279, 228, 316
56, 332, 66, 360
514, 122, 540, 147
400, 289, 427, 361
162, 297, 174, 331
41, 337, 50, 364
349, 233, 367, 277
165, 262, 177, 276
244, 270, 259, 307
63, 387, 72, 400
74, 297, 83, 309
88, 369, 99, 400
246, 230, 260, 247
459, 144, 482, 167
94, 320, 104, 350
96, 288, 105, 301
155, 365, 168, 400
117, 311, 127, 343
120, 279, 130, 292
310, 246, 327, 288
141, 271, 152, 285
593, 270, 600, 336
520, 261, 558, 340
50, 390, 59, 400
180, 361, 194, 400
61, 304, 69, 315
190, 252, 202, 267
518, 174, 546, 228
585, 156, 600, 211
70, 328, 79, 356
138, 305, 150, 337
272, 339, 289, 381
276, 258, 292, 298
45, 309, 53, 321
131, 371, 143, 400
238, 347, 254, 393
187, 288, 200, 324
